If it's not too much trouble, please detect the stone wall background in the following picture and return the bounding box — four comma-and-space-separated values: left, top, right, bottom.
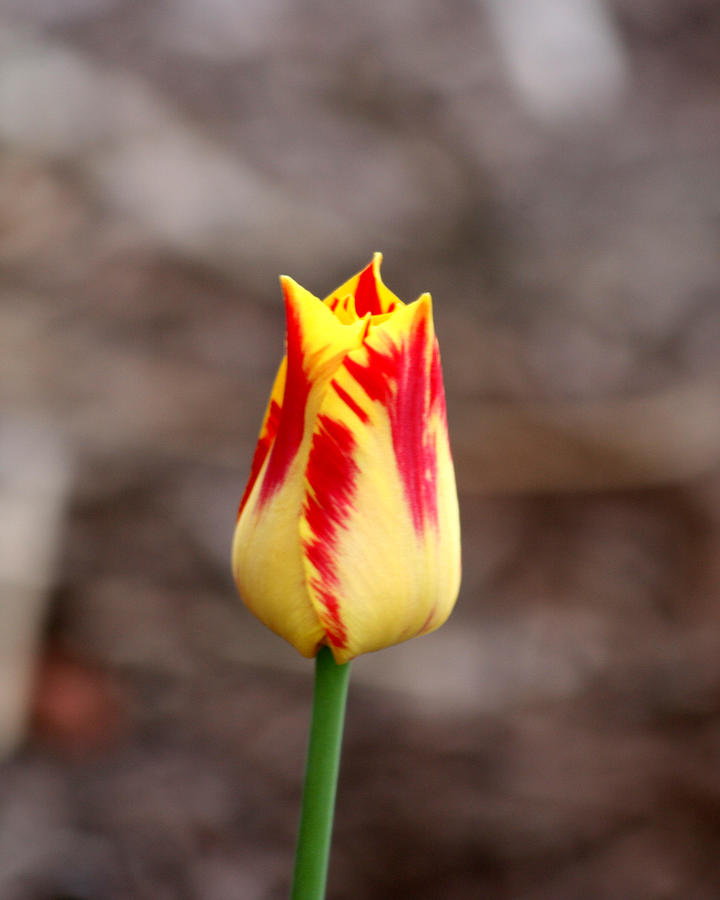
2, 1, 720, 897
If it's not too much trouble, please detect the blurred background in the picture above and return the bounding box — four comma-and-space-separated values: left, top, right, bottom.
2, 0, 720, 897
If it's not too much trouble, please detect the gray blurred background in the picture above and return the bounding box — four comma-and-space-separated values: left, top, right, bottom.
2, 0, 720, 897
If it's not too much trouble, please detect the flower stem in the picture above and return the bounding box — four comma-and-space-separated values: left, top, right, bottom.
290, 646, 351, 900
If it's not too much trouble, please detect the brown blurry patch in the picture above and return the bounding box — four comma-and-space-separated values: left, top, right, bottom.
30, 648, 127, 756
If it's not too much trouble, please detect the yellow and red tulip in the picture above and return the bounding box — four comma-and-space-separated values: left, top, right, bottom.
232, 254, 461, 664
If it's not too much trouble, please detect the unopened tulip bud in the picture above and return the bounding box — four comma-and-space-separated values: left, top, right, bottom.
232, 254, 461, 663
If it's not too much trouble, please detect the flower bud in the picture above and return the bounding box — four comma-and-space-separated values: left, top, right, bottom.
232, 254, 461, 663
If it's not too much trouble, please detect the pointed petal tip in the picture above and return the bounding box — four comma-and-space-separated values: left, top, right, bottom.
409, 292, 435, 328
279, 275, 294, 305
279, 273, 297, 295
280, 274, 327, 319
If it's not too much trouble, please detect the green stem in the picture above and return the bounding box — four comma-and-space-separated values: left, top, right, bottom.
290, 646, 351, 900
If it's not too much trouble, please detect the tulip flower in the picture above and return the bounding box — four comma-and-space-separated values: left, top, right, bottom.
232, 253, 461, 664
231, 256, 461, 899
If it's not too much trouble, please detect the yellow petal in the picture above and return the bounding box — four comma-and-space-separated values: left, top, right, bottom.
232, 278, 367, 657
299, 294, 461, 663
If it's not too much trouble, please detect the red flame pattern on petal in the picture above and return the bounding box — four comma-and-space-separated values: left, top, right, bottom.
353, 262, 384, 317
329, 378, 369, 424
303, 414, 359, 650
342, 312, 442, 533
257, 289, 312, 507
237, 398, 282, 518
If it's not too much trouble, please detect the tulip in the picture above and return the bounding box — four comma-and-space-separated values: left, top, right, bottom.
232, 253, 461, 664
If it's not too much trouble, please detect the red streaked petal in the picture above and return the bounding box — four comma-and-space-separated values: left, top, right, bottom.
255, 277, 368, 509
237, 357, 286, 517
341, 295, 442, 533
255, 286, 312, 505
353, 262, 384, 317
232, 278, 370, 659
299, 293, 460, 663
302, 414, 360, 651
329, 377, 370, 425
323, 252, 403, 320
